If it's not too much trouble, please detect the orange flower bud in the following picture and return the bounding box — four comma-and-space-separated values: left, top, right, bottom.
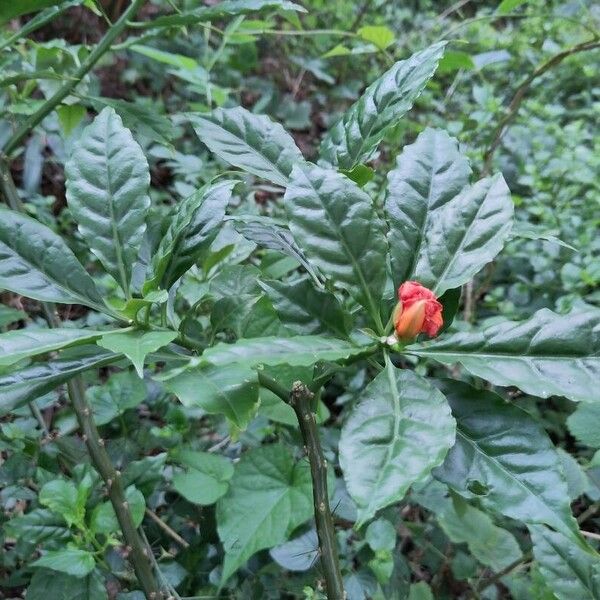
393, 281, 443, 340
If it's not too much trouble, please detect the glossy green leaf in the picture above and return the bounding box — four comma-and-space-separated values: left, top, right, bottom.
567, 403, 600, 448
497, 0, 528, 14
216, 443, 313, 582
65, 107, 150, 295
162, 364, 259, 428
0, 0, 64, 24
319, 42, 446, 169
339, 361, 455, 525
0, 349, 118, 417
259, 278, 350, 337
97, 330, 177, 377
284, 163, 388, 326
39, 479, 85, 527
145, 0, 305, 29
409, 308, 600, 403
0, 207, 104, 310
357, 25, 395, 50
385, 128, 513, 293
26, 569, 107, 600
90, 486, 145, 535
172, 450, 234, 505
234, 218, 319, 282
433, 380, 580, 541
530, 525, 600, 600
147, 181, 235, 291
4, 509, 70, 545
203, 335, 374, 368
32, 548, 95, 578
189, 107, 304, 185
0, 327, 107, 367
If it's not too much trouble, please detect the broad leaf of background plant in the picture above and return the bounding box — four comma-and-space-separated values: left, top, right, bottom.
319, 42, 446, 169
65, 107, 150, 295
0, 349, 119, 416
203, 335, 374, 368
0, 328, 107, 367
97, 330, 177, 377
385, 129, 513, 293
189, 106, 304, 185
147, 181, 235, 291
32, 548, 95, 578
284, 163, 387, 328
339, 361, 455, 525
530, 525, 600, 600
162, 364, 259, 428
171, 450, 234, 505
0, 208, 104, 310
216, 443, 313, 582
4, 509, 70, 546
567, 403, 600, 448
26, 569, 107, 600
433, 380, 580, 541
409, 308, 600, 403
259, 278, 350, 337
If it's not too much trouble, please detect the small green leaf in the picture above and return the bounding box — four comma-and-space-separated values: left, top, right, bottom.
39, 479, 83, 526
97, 330, 177, 377
408, 582, 434, 600
26, 569, 107, 600
285, 163, 388, 328
530, 525, 600, 600
163, 364, 259, 428
437, 50, 475, 73
189, 106, 304, 185
357, 25, 395, 50
32, 547, 96, 578
57, 104, 87, 135
339, 361, 455, 525
130, 44, 199, 70
320, 42, 446, 169
90, 486, 145, 535
5, 509, 70, 545
217, 444, 313, 582
497, 0, 528, 14
567, 404, 600, 448
409, 308, 600, 403
65, 107, 150, 296
365, 519, 397, 552
433, 380, 580, 542
172, 450, 234, 505
0, 207, 104, 310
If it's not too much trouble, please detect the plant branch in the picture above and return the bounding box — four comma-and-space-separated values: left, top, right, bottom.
258, 372, 345, 599
2, 0, 145, 156
475, 551, 532, 593
0, 158, 163, 599
482, 38, 600, 174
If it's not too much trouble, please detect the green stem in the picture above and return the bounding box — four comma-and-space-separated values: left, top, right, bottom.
2, 0, 145, 156
258, 372, 345, 600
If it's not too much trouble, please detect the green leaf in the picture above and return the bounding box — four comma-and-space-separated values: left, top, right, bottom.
162, 364, 259, 429
259, 278, 350, 337
65, 107, 150, 295
0, 207, 104, 309
39, 479, 84, 527
0, 349, 118, 417
284, 163, 387, 327
433, 380, 580, 541
567, 404, 600, 448
189, 107, 304, 186
497, 0, 528, 14
409, 308, 600, 403
4, 509, 70, 545
57, 104, 87, 136
357, 25, 395, 50
365, 518, 397, 552
216, 443, 313, 582
97, 330, 177, 377
408, 582, 434, 600
130, 44, 199, 69
172, 450, 234, 505
234, 218, 319, 282
26, 569, 107, 600
0, 0, 64, 24
530, 525, 600, 600
0, 328, 108, 367
339, 361, 455, 525
319, 42, 446, 169
145, 0, 305, 29
203, 335, 374, 368
147, 181, 235, 291
33, 547, 95, 578
0, 305, 27, 328
90, 486, 145, 535
437, 50, 475, 74
385, 128, 513, 293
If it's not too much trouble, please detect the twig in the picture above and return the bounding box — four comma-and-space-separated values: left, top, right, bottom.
482, 39, 600, 174
475, 551, 532, 593
581, 530, 600, 542
258, 372, 345, 600
145, 508, 190, 549
2, 0, 146, 156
